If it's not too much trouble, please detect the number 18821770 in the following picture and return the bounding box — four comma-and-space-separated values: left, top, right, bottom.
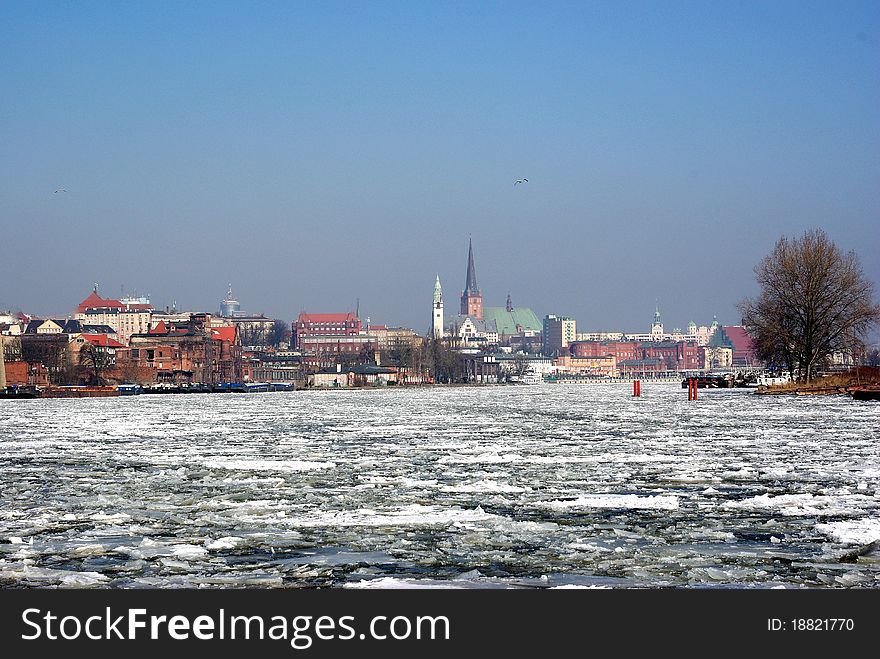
768, 618, 854, 631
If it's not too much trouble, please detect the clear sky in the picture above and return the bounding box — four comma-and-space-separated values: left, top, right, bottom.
2, 1, 878, 333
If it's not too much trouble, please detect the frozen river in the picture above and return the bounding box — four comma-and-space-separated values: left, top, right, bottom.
1, 383, 878, 588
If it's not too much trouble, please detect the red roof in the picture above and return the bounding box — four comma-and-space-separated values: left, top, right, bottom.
149, 320, 168, 334
297, 312, 357, 324
211, 326, 237, 343
81, 334, 126, 348
368, 325, 387, 331
722, 326, 755, 354
76, 291, 125, 313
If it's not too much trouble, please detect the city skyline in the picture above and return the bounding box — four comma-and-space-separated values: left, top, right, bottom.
2, 1, 878, 332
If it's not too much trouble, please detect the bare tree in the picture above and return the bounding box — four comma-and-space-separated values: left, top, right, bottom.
79, 343, 113, 385
739, 229, 880, 382
512, 352, 529, 379
268, 319, 291, 347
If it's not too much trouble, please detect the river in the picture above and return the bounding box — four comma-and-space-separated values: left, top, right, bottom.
1, 383, 878, 588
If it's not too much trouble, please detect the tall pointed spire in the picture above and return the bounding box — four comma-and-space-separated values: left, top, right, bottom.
460, 238, 484, 320
433, 275, 443, 304
464, 238, 478, 295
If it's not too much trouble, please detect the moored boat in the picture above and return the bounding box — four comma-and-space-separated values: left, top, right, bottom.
850, 388, 880, 401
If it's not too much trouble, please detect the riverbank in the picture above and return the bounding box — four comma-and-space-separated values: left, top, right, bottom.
756, 367, 880, 396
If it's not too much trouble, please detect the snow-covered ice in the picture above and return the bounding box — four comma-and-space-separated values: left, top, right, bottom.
1, 384, 878, 587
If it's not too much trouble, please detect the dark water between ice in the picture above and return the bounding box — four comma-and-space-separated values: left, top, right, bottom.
1, 383, 878, 588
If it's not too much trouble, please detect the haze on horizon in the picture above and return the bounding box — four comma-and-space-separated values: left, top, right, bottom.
2, 1, 878, 334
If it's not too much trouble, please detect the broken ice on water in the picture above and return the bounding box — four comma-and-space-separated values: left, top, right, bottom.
1, 384, 878, 588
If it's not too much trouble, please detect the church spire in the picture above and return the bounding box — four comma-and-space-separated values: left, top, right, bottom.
464, 237, 478, 295
460, 238, 484, 320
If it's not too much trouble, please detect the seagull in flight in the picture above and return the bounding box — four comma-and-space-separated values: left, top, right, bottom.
514, 178, 528, 186
54, 188, 67, 193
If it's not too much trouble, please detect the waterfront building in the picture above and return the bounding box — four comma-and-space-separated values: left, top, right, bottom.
1, 359, 48, 387
241, 352, 306, 386
543, 315, 577, 357
18, 332, 74, 384
570, 340, 641, 363
310, 364, 399, 388
641, 340, 701, 371
554, 355, 617, 377
618, 358, 667, 377
121, 313, 241, 384
570, 339, 700, 372
493, 353, 555, 377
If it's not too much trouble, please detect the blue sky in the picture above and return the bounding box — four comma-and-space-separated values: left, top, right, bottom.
2, 1, 878, 333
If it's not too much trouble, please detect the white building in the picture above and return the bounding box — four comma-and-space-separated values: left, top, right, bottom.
74, 288, 153, 346
432, 275, 444, 339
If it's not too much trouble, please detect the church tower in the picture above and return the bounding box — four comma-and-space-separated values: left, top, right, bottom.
651, 304, 664, 336
432, 275, 444, 338
460, 238, 483, 320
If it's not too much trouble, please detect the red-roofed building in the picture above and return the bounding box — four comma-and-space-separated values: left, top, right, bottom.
149, 320, 168, 334
81, 334, 127, 349
76, 290, 124, 314
720, 326, 758, 366
211, 326, 237, 344
74, 286, 153, 346
118, 314, 241, 384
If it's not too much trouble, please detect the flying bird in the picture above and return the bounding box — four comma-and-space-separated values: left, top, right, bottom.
54, 188, 67, 193
514, 178, 528, 186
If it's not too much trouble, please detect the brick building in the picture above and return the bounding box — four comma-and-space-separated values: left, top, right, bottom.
118, 314, 241, 384
570, 340, 701, 372
570, 340, 641, 362
641, 341, 702, 371
2, 360, 49, 387
294, 312, 361, 349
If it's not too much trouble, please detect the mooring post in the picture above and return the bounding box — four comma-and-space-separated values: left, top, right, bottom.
0, 333, 6, 391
